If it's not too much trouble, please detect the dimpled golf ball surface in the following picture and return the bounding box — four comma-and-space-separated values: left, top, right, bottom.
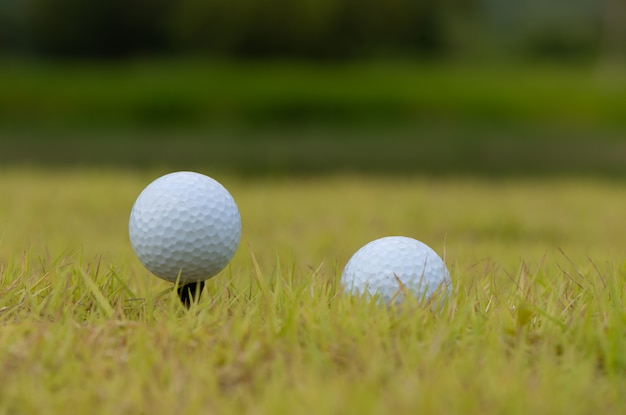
129, 171, 241, 283
341, 236, 451, 304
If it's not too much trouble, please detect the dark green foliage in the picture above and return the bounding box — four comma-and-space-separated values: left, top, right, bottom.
0, 0, 607, 60
1, 0, 452, 59
18, 0, 174, 57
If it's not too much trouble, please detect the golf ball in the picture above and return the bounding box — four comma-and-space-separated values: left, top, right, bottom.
341, 236, 451, 304
129, 171, 241, 283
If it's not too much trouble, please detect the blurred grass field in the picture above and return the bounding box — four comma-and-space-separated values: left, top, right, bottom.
1, 168, 626, 414
2, 61, 626, 128
2, 61, 625, 177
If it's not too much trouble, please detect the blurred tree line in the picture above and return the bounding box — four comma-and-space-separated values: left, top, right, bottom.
0, 0, 620, 61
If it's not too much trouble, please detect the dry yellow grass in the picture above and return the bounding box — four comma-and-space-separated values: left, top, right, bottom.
0, 167, 625, 414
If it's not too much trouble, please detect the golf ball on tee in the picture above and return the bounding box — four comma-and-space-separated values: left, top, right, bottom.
129, 171, 241, 283
341, 236, 451, 304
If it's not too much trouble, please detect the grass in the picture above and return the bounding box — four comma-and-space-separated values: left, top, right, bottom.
2, 61, 625, 177
1, 60, 626, 128
1, 167, 626, 414
3, 126, 626, 177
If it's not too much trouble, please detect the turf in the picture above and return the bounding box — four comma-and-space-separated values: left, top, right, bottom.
1, 61, 626, 128
3, 126, 626, 177
1, 168, 625, 414
3, 61, 625, 178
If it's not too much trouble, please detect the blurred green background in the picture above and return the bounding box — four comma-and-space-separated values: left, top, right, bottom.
1, 0, 625, 176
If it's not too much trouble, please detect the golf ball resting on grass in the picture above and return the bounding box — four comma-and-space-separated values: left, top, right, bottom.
129, 171, 241, 304
341, 236, 451, 305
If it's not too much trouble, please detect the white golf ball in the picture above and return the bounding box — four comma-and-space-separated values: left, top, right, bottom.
341, 236, 451, 304
129, 171, 241, 283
